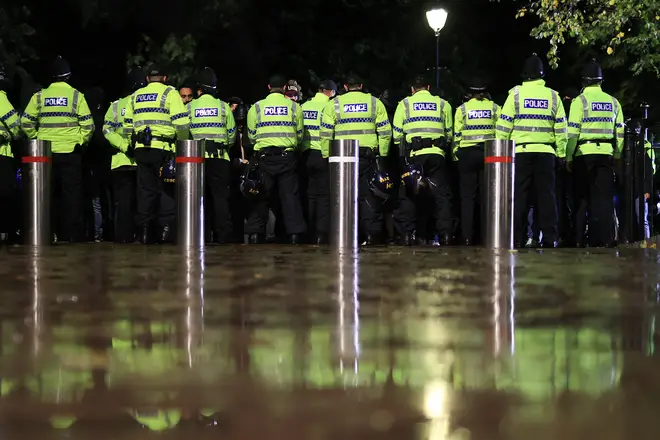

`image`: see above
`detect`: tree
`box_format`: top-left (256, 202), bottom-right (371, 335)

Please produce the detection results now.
top-left (126, 34), bottom-right (198, 87)
top-left (0, 6), bottom-right (36, 78)
top-left (504, 0), bottom-right (660, 76)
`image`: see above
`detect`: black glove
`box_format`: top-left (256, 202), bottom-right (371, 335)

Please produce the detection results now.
top-left (206, 142), bottom-right (220, 158)
top-left (125, 145), bottom-right (135, 159)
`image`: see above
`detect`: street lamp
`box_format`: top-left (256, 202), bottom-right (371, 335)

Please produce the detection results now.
top-left (426, 7), bottom-right (448, 90)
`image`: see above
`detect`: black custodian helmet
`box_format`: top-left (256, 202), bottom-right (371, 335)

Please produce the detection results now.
top-left (521, 53), bottom-right (544, 80)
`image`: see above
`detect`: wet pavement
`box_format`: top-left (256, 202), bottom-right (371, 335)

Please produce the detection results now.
top-left (0, 244), bottom-right (659, 439)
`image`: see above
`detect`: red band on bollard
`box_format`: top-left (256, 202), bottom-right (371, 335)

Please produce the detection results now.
top-left (175, 157), bottom-right (205, 164)
top-left (22, 156), bottom-right (51, 163)
top-left (485, 156), bottom-right (513, 164)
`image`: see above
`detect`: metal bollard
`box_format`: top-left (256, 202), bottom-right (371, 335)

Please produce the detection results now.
top-left (22, 140), bottom-right (52, 246)
top-left (334, 252), bottom-right (360, 375)
top-left (484, 140), bottom-right (516, 249)
top-left (176, 140), bottom-right (205, 248)
top-left (329, 140), bottom-right (359, 251)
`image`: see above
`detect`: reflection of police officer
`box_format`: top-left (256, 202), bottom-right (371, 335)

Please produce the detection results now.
top-left (453, 77), bottom-right (499, 245)
top-left (245, 74), bottom-right (306, 244)
top-left (123, 64), bottom-right (190, 244)
top-left (187, 68), bottom-right (236, 243)
top-left (496, 54), bottom-right (568, 248)
top-left (320, 76), bottom-right (392, 245)
top-left (393, 75), bottom-right (453, 245)
top-left (567, 60), bottom-right (624, 247)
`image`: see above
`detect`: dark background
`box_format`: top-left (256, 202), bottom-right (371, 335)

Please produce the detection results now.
top-left (2, 0), bottom-right (658, 119)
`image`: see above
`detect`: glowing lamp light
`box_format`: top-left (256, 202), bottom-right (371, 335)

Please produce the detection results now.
top-left (426, 8), bottom-right (448, 35)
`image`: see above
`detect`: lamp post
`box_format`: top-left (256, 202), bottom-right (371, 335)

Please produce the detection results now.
top-left (426, 7), bottom-right (448, 91)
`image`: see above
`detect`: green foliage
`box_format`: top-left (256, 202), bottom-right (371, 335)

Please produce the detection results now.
top-left (126, 34), bottom-right (198, 86)
top-left (500, 0), bottom-right (660, 76)
top-left (0, 6), bottom-right (36, 79)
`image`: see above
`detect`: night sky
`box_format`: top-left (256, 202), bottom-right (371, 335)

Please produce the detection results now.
top-left (5, 0), bottom-right (655, 120)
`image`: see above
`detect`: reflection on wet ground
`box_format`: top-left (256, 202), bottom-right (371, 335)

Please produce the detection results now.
top-left (0, 244), bottom-right (659, 439)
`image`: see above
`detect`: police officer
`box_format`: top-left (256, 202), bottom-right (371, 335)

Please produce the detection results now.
top-left (187, 67), bottom-right (236, 243)
top-left (123, 63), bottom-right (190, 244)
top-left (567, 59), bottom-right (624, 247)
top-left (21, 56), bottom-right (95, 243)
top-left (0, 63), bottom-right (21, 242)
top-left (301, 79), bottom-right (337, 244)
top-left (228, 97), bottom-right (249, 242)
top-left (496, 53), bottom-right (568, 248)
top-left (245, 74), bottom-right (306, 244)
top-left (392, 75), bottom-right (453, 245)
top-left (102, 68), bottom-right (145, 243)
top-left (453, 77), bottom-right (499, 245)
top-left (320, 75), bottom-right (392, 245)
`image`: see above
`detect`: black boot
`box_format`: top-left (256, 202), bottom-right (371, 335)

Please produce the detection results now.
top-left (440, 233), bottom-right (452, 246)
top-left (160, 225), bottom-right (172, 244)
top-left (463, 238), bottom-right (473, 246)
top-left (541, 240), bottom-right (557, 249)
top-left (365, 233), bottom-right (383, 246)
top-left (314, 233), bottom-right (327, 245)
top-left (290, 234), bottom-right (301, 244)
top-left (139, 225), bottom-right (151, 244)
top-left (249, 233), bottom-right (262, 244)
top-left (400, 234), bottom-right (413, 246)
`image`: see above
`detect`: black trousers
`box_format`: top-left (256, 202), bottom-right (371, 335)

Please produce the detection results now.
top-left (514, 152), bottom-right (558, 245)
top-left (358, 156), bottom-right (384, 237)
top-left (245, 153), bottom-right (306, 235)
top-left (456, 145), bottom-right (485, 243)
top-left (0, 155), bottom-right (18, 235)
top-left (134, 148), bottom-right (170, 228)
top-left (574, 154), bottom-right (614, 246)
top-left (112, 166), bottom-right (136, 243)
top-left (52, 152), bottom-right (84, 242)
top-left (394, 154), bottom-right (452, 238)
top-left (205, 158), bottom-right (232, 242)
top-left (305, 149), bottom-right (329, 237)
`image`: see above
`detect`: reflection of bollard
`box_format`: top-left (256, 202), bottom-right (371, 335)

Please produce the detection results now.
top-left (484, 140), bottom-right (515, 249)
top-left (182, 249), bottom-right (204, 367)
top-left (22, 140), bottom-right (52, 246)
top-left (491, 250), bottom-right (516, 358)
top-left (329, 140), bottom-right (359, 252)
top-left (176, 140), bottom-right (205, 248)
top-left (334, 253), bottom-right (360, 377)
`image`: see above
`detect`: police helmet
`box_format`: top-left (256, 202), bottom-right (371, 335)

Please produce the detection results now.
top-left (401, 163), bottom-right (425, 197)
top-left (369, 171), bottom-right (395, 201)
top-left (51, 55), bottom-right (71, 80)
top-left (345, 74), bottom-right (364, 88)
top-left (233, 103), bottom-right (247, 123)
top-left (521, 53), bottom-right (544, 80)
top-left (268, 74), bottom-right (287, 89)
top-left (240, 164), bottom-right (264, 200)
top-left (197, 67), bottom-right (218, 90)
top-left (127, 67), bottom-right (146, 92)
top-left (581, 58), bottom-right (603, 82)
top-left (159, 158), bottom-right (176, 184)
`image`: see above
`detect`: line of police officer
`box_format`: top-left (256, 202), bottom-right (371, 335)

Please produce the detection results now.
top-left (0, 54), bottom-right (627, 247)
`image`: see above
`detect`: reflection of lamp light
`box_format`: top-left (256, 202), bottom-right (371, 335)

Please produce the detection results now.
top-left (425, 7), bottom-right (448, 90)
top-left (423, 380), bottom-right (447, 418)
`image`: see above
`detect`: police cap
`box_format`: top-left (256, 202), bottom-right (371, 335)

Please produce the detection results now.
top-left (581, 58), bottom-right (603, 81)
top-left (268, 74), bottom-right (287, 89)
top-left (51, 55), bottom-right (71, 79)
top-left (146, 63), bottom-right (165, 77)
top-left (345, 75), bottom-right (363, 86)
top-left (319, 79), bottom-right (338, 93)
top-left (197, 67), bottom-right (218, 89)
top-left (521, 53), bottom-right (544, 80)
top-left (467, 76), bottom-right (488, 92)
top-left (127, 66), bottom-right (146, 92)
top-left (410, 74), bottom-right (429, 90)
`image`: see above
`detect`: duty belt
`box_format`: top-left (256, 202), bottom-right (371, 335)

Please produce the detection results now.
top-left (577, 138), bottom-right (613, 147)
top-left (410, 136), bottom-right (449, 155)
top-left (259, 146), bottom-right (288, 157)
top-left (516, 142), bottom-right (555, 149)
top-left (205, 140), bottom-right (227, 158)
